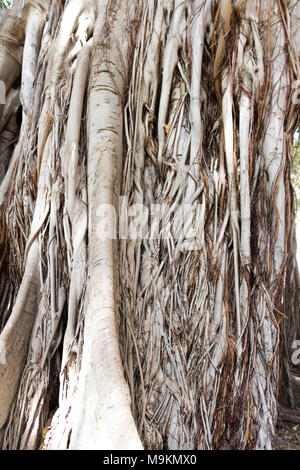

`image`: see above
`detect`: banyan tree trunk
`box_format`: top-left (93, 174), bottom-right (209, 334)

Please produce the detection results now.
top-left (0, 0), bottom-right (299, 450)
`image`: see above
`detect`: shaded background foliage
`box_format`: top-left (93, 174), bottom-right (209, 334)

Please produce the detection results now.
top-left (0, 1), bottom-right (12, 10)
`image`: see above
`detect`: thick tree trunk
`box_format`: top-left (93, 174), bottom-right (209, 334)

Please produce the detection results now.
top-left (0, 0), bottom-right (299, 450)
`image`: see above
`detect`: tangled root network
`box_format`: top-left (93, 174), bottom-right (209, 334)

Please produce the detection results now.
top-left (0, 0), bottom-right (299, 450)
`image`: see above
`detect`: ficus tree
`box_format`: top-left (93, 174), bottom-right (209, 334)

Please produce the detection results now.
top-left (0, 0), bottom-right (299, 450)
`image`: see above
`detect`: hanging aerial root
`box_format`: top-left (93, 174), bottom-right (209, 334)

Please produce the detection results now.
top-left (213, 0), bottom-right (232, 102)
top-left (61, 40), bottom-right (92, 368)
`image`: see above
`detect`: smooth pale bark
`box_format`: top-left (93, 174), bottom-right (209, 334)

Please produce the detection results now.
top-left (189, 0), bottom-right (212, 191)
top-left (69, 0), bottom-right (142, 450)
top-left (0, 130), bottom-right (51, 428)
top-left (263, 10), bottom-right (288, 278)
top-left (21, 1), bottom-right (49, 118)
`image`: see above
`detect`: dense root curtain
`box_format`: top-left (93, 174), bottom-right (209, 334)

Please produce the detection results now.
top-left (119, 0), bottom-right (299, 449)
top-left (0, 0), bottom-right (298, 450)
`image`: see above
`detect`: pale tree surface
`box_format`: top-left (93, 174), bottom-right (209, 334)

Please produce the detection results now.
top-left (0, 0), bottom-right (299, 451)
